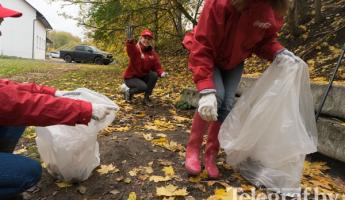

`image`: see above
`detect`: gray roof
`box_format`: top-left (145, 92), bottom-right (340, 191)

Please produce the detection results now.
top-left (24, 0), bottom-right (53, 30)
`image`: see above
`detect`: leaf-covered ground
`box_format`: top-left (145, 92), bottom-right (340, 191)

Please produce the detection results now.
top-left (1, 57), bottom-right (344, 200)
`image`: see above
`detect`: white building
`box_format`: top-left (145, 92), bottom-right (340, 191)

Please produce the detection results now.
top-left (0, 0), bottom-right (52, 60)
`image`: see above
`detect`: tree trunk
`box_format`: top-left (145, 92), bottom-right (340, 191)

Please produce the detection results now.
top-left (297, 0), bottom-right (308, 23)
top-left (315, 0), bottom-right (322, 23)
top-left (175, 4), bottom-right (184, 38)
top-left (153, 0), bottom-right (160, 41)
top-left (287, 0), bottom-right (299, 36)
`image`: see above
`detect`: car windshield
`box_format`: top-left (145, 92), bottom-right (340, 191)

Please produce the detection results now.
top-left (91, 46), bottom-right (102, 52)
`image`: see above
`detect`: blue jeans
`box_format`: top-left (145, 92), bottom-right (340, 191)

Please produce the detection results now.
top-left (0, 126), bottom-right (42, 198)
top-left (214, 64), bottom-right (244, 122)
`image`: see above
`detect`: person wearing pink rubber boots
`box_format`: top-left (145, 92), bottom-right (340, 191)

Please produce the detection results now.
top-left (183, 0), bottom-right (295, 178)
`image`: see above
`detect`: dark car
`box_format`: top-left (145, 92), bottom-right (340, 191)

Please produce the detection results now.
top-left (60, 45), bottom-right (113, 65)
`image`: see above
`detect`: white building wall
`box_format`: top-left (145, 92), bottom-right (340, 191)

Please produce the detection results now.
top-left (0, 0), bottom-right (49, 60)
top-left (34, 21), bottom-right (47, 60)
top-left (0, 0), bottom-right (36, 59)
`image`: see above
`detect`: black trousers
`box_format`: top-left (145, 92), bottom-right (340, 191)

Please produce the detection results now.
top-left (125, 71), bottom-right (158, 97)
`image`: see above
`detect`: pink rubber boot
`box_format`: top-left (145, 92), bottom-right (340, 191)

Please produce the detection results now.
top-left (185, 112), bottom-right (208, 175)
top-left (204, 121), bottom-right (221, 178)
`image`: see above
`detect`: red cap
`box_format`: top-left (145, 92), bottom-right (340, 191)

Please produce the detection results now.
top-left (0, 4), bottom-right (22, 18)
top-left (140, 29), bottom-right (154, 39)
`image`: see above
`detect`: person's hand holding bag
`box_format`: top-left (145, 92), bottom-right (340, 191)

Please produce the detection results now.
top-left (198, 92), bottom-right (218, 121)
top-left (91, 104), bottom-right (117, 121)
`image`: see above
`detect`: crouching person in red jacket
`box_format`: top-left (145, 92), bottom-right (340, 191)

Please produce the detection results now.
top-left (0, 81), bottom-right (114, 200)
top-left (0, 5), bottom-right (115, 200)
top-left (122, 27), bottom-right (167, 106)
top-left (183, 0), bottom-right (299, 179)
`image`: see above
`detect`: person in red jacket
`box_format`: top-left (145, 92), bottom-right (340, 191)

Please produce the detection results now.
top-left (0, 4), bottom-right (114, 199)
top-left (122, 27), bottom-right (167, 106)
top-left (183, 0), bottom-right (298, 178)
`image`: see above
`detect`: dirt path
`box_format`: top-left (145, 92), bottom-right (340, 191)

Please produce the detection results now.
top-left (8, 61), bottom-right (345, 200)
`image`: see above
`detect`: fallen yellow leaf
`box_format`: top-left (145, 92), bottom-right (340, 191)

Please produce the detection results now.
top-left (135, 112), bottom-right (146, 117)
top-left (143, 133), bottom-right (153, 141)
top-left (152, 137), bottom-right (169, 146)
top-left (124, 178), bottom-right (131, 183)
top-left (151, 138), bottom-right (184, 152)
top-left (156, 184), bottom-right (188, 197)
top-left (56, 181), bottom-right (72, 188)
top-left (163, 166), bottom-right (175, 177)
top-left (144, 166), bottom-right (154, 174)
top-left (13, 148), bottom-right (27, 155)
top-left (158, 159), bottom-right (173, 166)
top-left (128, 192), bottom-right (137, 200)
top-left (113, 127), bottom-right (130, 132)
top-left (157, 133), bottom-right (167, 138)
top-left (41, 162), bottom-right (47, 169)
top-left (173, 115), bottom-right (190, 122)
top-left (97, 164), bottom-right (119, 175)
top-left (207, 188), bottom-right (237, 200)
top-left (129, 168), bottom-right (140, 176)
top-left (189, 170), bottom-right (208, 183)
top-left (149, 175), bottom-right (172, 182)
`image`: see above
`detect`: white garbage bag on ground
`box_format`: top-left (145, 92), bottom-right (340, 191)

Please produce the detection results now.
top-left (219, 58), bottom-right (318, 196)
top-left (36, 88), bottom-right (119, 182)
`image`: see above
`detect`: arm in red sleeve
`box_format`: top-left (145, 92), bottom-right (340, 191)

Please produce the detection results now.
top-left (153, 53), bottom-right (164, 76)
top-left (0, 79), bottom-right (56, 95)
top-left (253, 31), bottom-right (284, 61)
top-left (125, 40), bottom-right (143, 75)
top-left (253, 15), bottom-right (285, 61)
top-left (126, 40), bottom-right (140, 61)
top-left (188, 0), bottom-right (228, 91)
top-left (0, 85), bottom-right (92, 126)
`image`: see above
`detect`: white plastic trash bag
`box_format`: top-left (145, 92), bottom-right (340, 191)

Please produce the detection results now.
top-left (219, 57), bottom-right (318, 196)
top-left (35, 88), bottom-right (119, 182)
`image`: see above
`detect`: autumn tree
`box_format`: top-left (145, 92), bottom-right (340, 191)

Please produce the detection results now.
top-left (50, 0), bottom-right (203, 54)
top-left (48, 31), bottom-right (81, 50)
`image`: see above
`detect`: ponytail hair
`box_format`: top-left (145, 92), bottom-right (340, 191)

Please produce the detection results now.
top-left (232, 0), bottom-right (291, 16)
top-left (267, 0), bottom-right (290, 16)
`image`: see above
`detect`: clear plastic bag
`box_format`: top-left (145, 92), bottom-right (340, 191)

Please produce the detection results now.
top-left (36, 88), bottom-right (119, 182)
top-left (219, 57), bottom-right (318, 196)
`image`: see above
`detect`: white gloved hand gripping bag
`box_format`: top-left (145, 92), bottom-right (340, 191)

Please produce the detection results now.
top-left (219, 57), bottom-right (318, 196)
top-left (35, 88), bottom-right (119, 182)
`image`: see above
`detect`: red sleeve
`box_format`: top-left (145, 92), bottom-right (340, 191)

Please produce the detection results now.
top-left (0, 85), bottom-right (92, 126)
top-left (126, 40), bottom-right (140, 61)
top-left (187, 0), bottom-right (229, 91)
top-left (125, 40), bottom-right (143, 75)
top-left (0, 79), bottom-right (56, 95)
top-left (253, 14), bottom-right (285, 61)
top-left (153, 53), bottom-right (164, 76)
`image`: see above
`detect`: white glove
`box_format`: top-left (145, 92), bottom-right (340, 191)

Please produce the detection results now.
top-left (91, 104), bottom-right (117, 121)
top-left (55, 90), bottom-right (81, 97)
top-left (119, 83), bottom-right (129, 93)
top-left (275, 49), bottom-right (301, 65)
top-left (160, 72), bottom-right (168, 78)
top-left (198, 93), bottom-right (218, 121)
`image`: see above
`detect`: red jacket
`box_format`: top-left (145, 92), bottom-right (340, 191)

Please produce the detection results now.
top-left (124, 40), bottom-right (164, 79)
top-left (0, 79), bottom-right (92, 126)
top-left (183, 0), bottom-right (285, 91)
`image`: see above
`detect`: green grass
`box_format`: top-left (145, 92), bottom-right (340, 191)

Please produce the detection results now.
top-left (0, 57), bottom-right (124, 92)
top-left (0, 58), bottom-right (54, 77)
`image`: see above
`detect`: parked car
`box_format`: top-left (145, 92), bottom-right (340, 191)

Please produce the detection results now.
top-left (59, 45), bottom-right (113, 65)
top-left (49, 51), bottom-right (60, 58)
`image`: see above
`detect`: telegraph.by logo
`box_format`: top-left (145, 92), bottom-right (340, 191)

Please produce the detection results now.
top-left (231, 187), bottom-right (342, 200)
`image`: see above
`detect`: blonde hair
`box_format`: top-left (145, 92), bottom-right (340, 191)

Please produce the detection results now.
top-left (267, 0), bottom-right (290, 16)
top-left (233, 0), bottom-right (291, 16)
